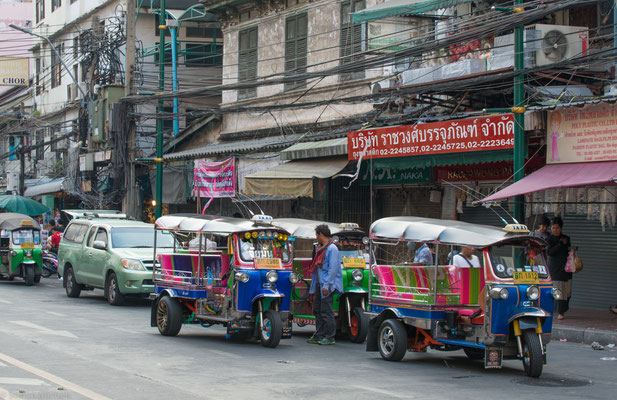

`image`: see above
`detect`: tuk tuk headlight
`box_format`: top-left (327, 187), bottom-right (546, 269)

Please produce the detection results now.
top-left (10, 250), bottom-right (16, 257)
top-left (235, 272), bottom-right (249, 283)
top-left (121, 259), bottom-right (146, 271)
top-left (332, 235), bottom-right (340, 244)
top-left (26, 250), bottom-right (33, 257)
top-left (362, 237), bottom-right (369, 245)
top-left (352, 269), bottom-right (363, 282)
top-left (289, 272), bottom-right (298, 284)
top-left (551, 287), bottom-right (562, 300)
top-left (489, 287), bottom-right (509, 300)
top-left (266, 270), bottom-right (278, 283)
top-left (526, 285), bottom-right (540, 301)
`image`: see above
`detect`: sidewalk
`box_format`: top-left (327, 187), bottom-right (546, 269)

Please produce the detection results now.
top-left (551, 307), bottom-right (617, 345)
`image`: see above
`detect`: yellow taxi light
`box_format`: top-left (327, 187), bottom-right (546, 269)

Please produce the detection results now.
top-left (251, 231), bottom-right (258, 239)
top-left (244, 232), bottom-right (251, 240)
top-left (504, 224), bottom-right (529, 233)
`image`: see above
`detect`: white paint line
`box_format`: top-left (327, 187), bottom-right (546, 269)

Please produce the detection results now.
top-left (0, 362), bottom-right (6, 367)
top-left (110, 327), bottom-right (140, 335)
top-left (47, 311), bottom-right (66, 317)
top-left (209, 349), bottom-right (242, 359)
top-left (353, 385), bottom-right (415, 399)
top-left (0, 377), bottom-right (48, 386)
top-left (8, 321), bottom-right (78, 339)
top-left (0, 353), bottom-right (111, 400)
top-left (0, 299), bottom-right (12, 305)
top-left (0, 386), bottom-right (19, 400)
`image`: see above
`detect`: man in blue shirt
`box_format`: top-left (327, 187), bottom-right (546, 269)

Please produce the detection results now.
top-left (413, 242), bottom-right (433, 265)
top-left (308, 224), bottom-right (343, 345)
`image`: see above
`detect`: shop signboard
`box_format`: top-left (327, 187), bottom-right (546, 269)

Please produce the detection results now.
top-left (360, 163), bottom-right (431, 184)
top-left (194, 157), bottom-right (235, 197)
top-left (547, 103), bottom-right (617, 164)
top-left (0, 57), bottom-right (29, 86)
top-left (435, 162), bottom-right (513, 182)
top-left (348, 114), bottom-right (514, 160)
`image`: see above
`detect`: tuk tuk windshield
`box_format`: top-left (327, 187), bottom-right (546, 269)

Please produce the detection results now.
top-left (239, 238), bottom-right (291, 263)
top-left (12, 229), bottom-right (40, 246)
top-left (488, 243), bottom-right (549, 279)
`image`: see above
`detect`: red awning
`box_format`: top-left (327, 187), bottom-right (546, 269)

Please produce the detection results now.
top-left (481, 161), bottom-right (617, 202)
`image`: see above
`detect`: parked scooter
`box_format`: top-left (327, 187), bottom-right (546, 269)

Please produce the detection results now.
top-left (41, 250), bottom-right (58, 278)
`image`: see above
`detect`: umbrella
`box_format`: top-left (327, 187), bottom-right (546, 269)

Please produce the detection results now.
top-left (0, 194), bottom-right (51, 216)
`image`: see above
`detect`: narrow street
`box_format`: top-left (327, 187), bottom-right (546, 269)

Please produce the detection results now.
top-left (0, 278), bottom-right (614, 400)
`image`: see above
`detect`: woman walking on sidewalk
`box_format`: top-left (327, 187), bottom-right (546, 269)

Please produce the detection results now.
top-left (547, 216), bottom-right (572, 320)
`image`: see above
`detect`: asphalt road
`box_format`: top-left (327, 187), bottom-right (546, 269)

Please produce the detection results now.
top-left (0, 278), bottom-right (615, 400)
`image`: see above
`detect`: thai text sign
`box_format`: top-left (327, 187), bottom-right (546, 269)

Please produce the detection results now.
top-left (0, 57), bottom-right (29, 86)
top-left (347, 114), bottom-right (514, 160)
top-left (435, 162), bottom-right (513, 182)
top-left (194, 157), bottom-right (235, 197)
top-left (547, 104), bottom-right (617, 164)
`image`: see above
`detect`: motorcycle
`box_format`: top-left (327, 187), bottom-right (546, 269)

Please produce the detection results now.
top-left (41, 250), bottom-right (58, 278)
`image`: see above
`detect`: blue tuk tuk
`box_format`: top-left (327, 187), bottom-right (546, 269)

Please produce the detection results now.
top-left (365, 217), bottom-right (558, 377)
top-left (150, 214), bottom-right (297, 348)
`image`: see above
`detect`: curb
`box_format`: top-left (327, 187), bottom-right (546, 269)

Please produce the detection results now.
top-left (552, 325), bottom-right (617, 346)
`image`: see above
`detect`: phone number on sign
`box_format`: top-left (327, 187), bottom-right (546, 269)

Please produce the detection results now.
top-left (353, 138), bottom-right (513, 158)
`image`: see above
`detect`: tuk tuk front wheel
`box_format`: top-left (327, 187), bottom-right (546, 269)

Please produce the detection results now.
top-left (156, 296), bottom-right (183, 336)
top-left (378, 319), bottom-right (407, 362)
top-left (24, 265), bottom-right (34, 286)
top-left (348, 307), bottom-right (369, 343)
top-left (259, 309), bottom-right (282, 348)
top-left (522, 330), bottom-right (543, 378)
top-left (65, 267), bottom-right (81, 298)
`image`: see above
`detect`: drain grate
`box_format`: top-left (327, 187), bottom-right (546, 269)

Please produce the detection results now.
top-left (514, 377), bottom-right (593, 387)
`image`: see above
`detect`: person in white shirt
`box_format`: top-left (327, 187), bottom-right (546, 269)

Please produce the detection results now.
top-left (452, 246), bottom-right (481, 268)
top-left (188, 235), bottom-right (216, 251)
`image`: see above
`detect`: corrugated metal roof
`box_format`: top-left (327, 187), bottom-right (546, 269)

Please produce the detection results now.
top-left (527, 96), bottom-right (617, 111)
top-left (164, 133), bottom-right (304, 161)
top-left (280, 137), bottom-right (348, 161)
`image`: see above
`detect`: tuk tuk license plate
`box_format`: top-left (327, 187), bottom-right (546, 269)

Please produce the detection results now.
top-left (20, 243), bottom-right (34, 249)
top-left (513, 271), bottom-right (539, 285)
top-left (255, 258), bottom-right (283, 269)
top-left (484, 349), bottom-right (503, 368)
top-left (342, 257), bottom-right (366, 269)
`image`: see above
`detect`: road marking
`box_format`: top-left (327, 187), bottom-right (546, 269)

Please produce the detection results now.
top-left (0, 300), bottom-right (12, 305)
top-left (209, 349), bottom-right (242, 359)
top-left (0, 362), bottom-right (6, 367)
top-left (353, 385), bottom-right (415, 399)
top-left (0, 377), bottom-right (48, 386)
top-left (0, 387), bottom-right (19, 400)
top-left (8, 321), bottom-right (78, 339)
top-left (110, 327), bottom-right (140, 334)
top-left (47, 311), bottom-right (66, 317)
top-left (0, 353), bottom-right (111, 400)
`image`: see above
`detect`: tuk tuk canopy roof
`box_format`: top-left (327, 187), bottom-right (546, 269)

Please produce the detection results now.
top-left (155, 214), bottom-right (289, 235)
top-left (271, 218), bottom-right (343, 239)
top-left (0, 213), bottom-right (41, 231)
top-left (370, 216), bottom-right (532, 248)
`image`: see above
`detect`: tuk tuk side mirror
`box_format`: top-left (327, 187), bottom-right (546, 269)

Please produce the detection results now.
top-left (93, 240), bottom-right (107, 250)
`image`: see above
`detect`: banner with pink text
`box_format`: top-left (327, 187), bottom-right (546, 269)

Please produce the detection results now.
top-left (194, 157), bottom-right (235, 198)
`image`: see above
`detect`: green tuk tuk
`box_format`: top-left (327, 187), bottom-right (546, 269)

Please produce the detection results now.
top-left (0, 213), bottom-right (43, 286)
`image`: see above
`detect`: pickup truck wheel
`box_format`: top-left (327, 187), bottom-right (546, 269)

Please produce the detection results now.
top-left (65, 267), bottom-right (81, 298)
top-left (106, 273), bottom-right (125, 306)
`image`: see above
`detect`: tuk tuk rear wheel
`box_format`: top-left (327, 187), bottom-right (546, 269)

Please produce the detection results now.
top-left (156, 296), bottom-right (183, 336)
top-left (348, 307), bottom-right (369, 343)
top-left (65, 267), bottom-right (81, 298)
top-left (522, 330), bottom-right (543, 378)
top-left (259, 309), bottom-right (282, 348)
top-left (24, 265), bottom-right (34, 286)
top-left (378, 319), bottom-right (407, 362)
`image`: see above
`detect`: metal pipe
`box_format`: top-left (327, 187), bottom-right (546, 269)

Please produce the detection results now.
top-left (155, 1), bottom-right (166, 219)
top-left (170, 25), bottom-right (179, 136)
top-left (512, 0), bottom-right (525, 224)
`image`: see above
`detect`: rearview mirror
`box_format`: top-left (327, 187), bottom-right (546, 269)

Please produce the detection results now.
top-left (93, 240), bottom-right (107, 250)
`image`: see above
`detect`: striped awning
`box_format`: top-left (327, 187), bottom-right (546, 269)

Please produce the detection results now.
top-left (353, 0), bottom-right (468, 22)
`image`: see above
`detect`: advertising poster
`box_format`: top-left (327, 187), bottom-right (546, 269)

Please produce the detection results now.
top-left (194, 157), bottom-right (235, 197)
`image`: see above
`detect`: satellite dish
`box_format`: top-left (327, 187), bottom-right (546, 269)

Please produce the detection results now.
top-left (542, 30), bottom-right (568, 62)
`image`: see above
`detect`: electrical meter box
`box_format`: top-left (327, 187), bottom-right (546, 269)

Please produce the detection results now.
top-left (88, 85), bottom-right (125, 144)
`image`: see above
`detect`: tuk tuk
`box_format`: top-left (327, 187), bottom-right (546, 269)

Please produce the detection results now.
top-left (365, 217), bottom-right (557, 377)
top-left (0, 213), bottom-right (43, 286)
top-left (150, 214), bottom-right (296, 348)
top-left (271, 218), bottom-right (370, 343)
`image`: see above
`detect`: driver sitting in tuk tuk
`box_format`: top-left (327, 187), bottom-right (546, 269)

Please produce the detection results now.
top-left (188, 234), bottom-right (217, 252)
top-left (452, 246), bottom-right (484, 323)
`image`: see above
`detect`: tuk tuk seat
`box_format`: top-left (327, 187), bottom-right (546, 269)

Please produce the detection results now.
top-left (158, 253), bottom-right (227, 287)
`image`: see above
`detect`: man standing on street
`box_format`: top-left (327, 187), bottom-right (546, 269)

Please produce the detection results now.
top-left (307, 224), bottom-right (343, 345)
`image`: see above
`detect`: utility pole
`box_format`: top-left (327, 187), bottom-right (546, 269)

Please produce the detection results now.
top-left (155, 0), bottom-right (166, 219)
top-left (125, 0), bottom-right (136, 217)
top-left (512, 0), bottom-right (525, 224)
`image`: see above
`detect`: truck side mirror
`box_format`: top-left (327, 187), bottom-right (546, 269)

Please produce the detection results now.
top-left (93, 240), bottom-right (107, 250)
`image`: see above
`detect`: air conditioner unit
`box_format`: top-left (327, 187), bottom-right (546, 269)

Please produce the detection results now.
top-left (525, 24), bottom-right (589, 66)
top-left (67, 83), bottom-right (77, 101)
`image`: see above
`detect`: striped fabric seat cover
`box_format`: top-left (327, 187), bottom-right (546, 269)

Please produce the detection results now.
top-left (158, 253), bottom-right (228, 287)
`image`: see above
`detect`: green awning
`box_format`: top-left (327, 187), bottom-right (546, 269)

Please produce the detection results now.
top-left (352, 0), bottom-right (470, 23)
top-left (280, 138), bottom-right (347, 161)
top-left (369, 150), bottom-right (513, 169)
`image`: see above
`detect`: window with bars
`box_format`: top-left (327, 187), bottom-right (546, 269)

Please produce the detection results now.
top-left (284, 13), bottom-right (308, 91)
top-left (51, 44), bottom-right (62, 88)
top-left (185, 43), bottom-right (223, 66)
top-left (36, 0), bottom-right (45, 23)
top-left (340, 0), bottom-right (365, 82)
top-left (52, 0), bottom-right (61, 12)
top-left (238, 27), bottom-right (258, 100)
